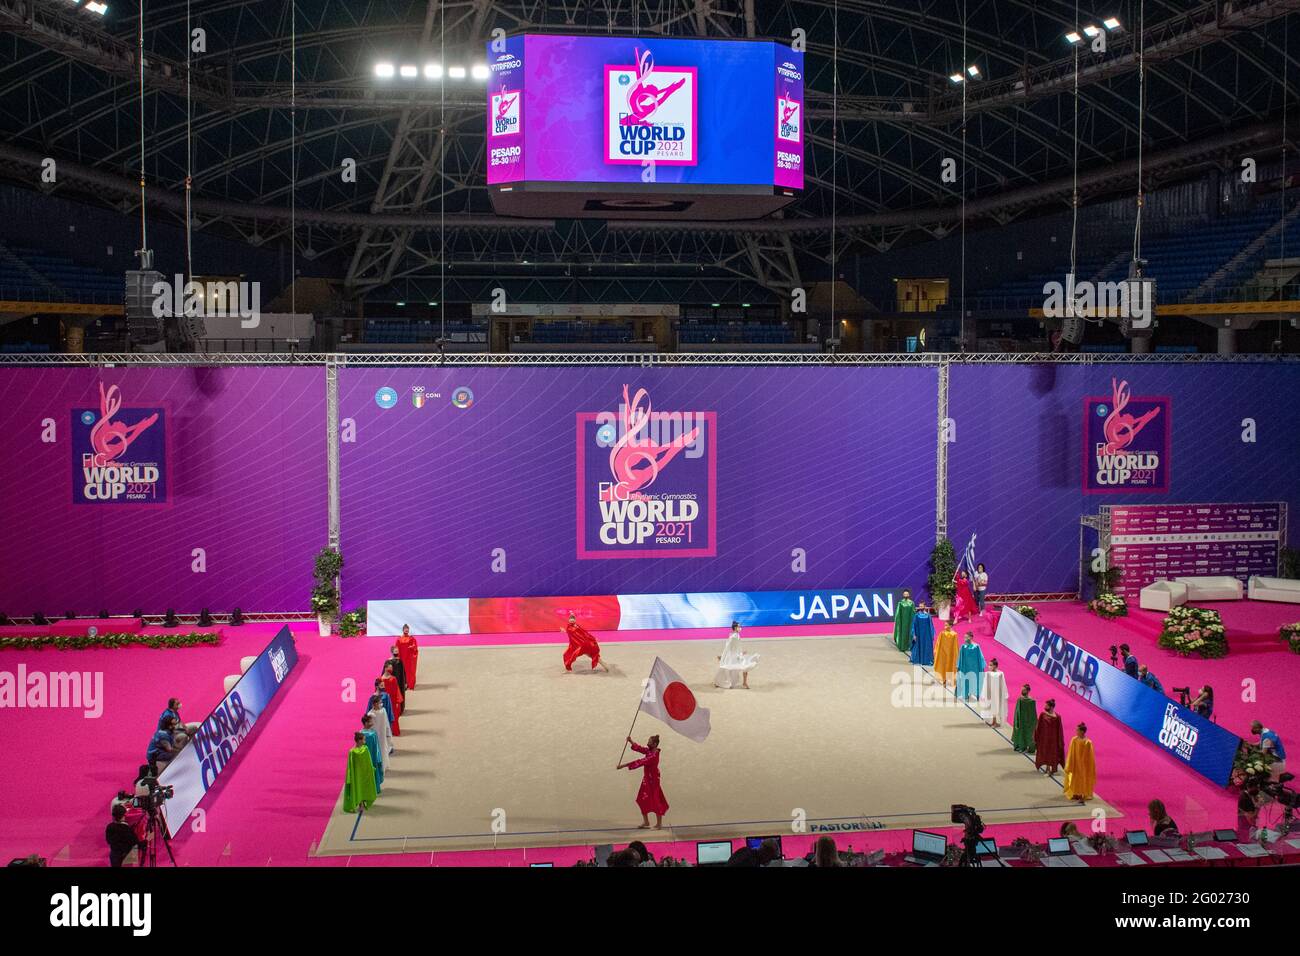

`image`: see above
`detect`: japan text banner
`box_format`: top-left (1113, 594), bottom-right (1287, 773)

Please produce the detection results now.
top-left (993, 608), bottom-right (1241, 786)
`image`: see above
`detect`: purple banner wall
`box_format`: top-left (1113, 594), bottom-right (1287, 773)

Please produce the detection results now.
top-left (947, 364), bottom-right (1300, 594)
top-left (0, 367), bottom-right (326, 613)
top-left (339, 367), bottom-right (937, 601)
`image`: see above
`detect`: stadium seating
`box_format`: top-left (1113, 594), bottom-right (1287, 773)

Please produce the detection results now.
top-left (0, 240), bottom-right (122, 302)
top-left (363, 319), bottom-right (486, 344)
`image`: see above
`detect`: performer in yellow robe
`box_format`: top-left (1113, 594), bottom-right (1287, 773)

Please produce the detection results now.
top-left (933, 622), bottom-right (960, 688)
top-left (1063, 722), bottom-right (1096, 802)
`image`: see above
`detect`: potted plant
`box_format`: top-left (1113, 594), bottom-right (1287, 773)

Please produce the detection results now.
top-left (927, 537), bottom-right (957, 620)
top-left (1158, 605), bottom-right (1228, 658)
top-left (311, 547), bottom-right (343, 636)
top-left (339, 607), bottom-right (367, 638)
top-left (1281, 622), bottom-right (1300, 655)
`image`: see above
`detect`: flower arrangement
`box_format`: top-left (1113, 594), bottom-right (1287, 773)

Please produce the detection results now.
top-left (1087, 832), bottom-right (1120, 854)
top-left (1281, 622), bottom-right (1300, 655)
top-left (311, 547), bottom-right (343, 629)
top-left (339, 607), bottom-right (367, 638)
top-left (0, 632), bottom-right (220, 651)
top-left (1158, 606), bottom-right (1228, 658)
top-left (927, 538), bottom-right (957, 606)
top-left (1232, 741), bottom-right (1276, 789)
top-left (1010, 836), bottom-right (1045, 863)
top-left (1088, 592), bottom-right (1128, 620)
top-left (1014, 604), bottom-right (1039, 621)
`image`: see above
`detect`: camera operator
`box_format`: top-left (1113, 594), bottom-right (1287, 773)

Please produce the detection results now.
top-left (1119, 644), bottom-right (1139, 678)
top-left (1251, 720), bottom-right (1287, 779)
top-left (106, 804), bottom-right (145, 868)
top-left (1190, 685), bottom-right (1214, 719)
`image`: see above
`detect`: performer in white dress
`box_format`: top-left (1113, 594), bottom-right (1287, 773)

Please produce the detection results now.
top-left (714, 621), bottom-right (759, 689)
top-left (980, 657), bottom-right (1009, 727)
top-left (367, 695), bottom-right (394, 765)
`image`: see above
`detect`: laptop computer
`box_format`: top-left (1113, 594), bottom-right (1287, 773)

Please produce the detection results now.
top-left (904, 830), bottom-right (947, 866)
top-left (1213, 828), bottom-right (1238, 842)
top-left (746, 835), bottom-right (783, 858)
top-left (976, 838), bottom-right (998, 857)
top-left (1046, 837), bottom-right (1073, 856)
top-left (696, 840), bottom-right (733, 866)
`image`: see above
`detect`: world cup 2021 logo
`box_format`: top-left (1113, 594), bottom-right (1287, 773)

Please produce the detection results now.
top-left (1083, 378), bottom-right (1170, 494)
top-left (576, 385), bottom-right (716, 559)
top-left (605, 48), bottom-right (698, 166)
top-left (490, 84), bottom-right (520, 137)
top-left (72, 383), bottom-right (168, 505)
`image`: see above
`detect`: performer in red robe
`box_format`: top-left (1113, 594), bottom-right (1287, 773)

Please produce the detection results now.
top-left (618, 735), bottom-right (669, 828)
top-left (396, 625), bottom-right (419, 691)
top-left (374, 677), bottom-right (401, 735)
top-left (381, 664), bottom-right (405, 717)
top-left (563, 613), bottom-right (607, 672)
top-left (953, 570), bottom-right (978, 624)
top-left (1034, 698), bottom-right (1066, 773)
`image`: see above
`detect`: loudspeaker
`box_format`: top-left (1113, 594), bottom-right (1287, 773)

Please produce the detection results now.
top-left (124, 270), bottom-right (165, 345)
top-left (1059, 315), bottom-right (1085, 345)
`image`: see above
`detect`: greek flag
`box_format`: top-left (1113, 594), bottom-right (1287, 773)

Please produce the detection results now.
top-left (960, 532), bottom-right (978, 580)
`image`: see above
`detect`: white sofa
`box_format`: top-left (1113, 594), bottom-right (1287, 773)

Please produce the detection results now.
top-left (1140, 579), bottom-right (1188, 612)
top-left (1174, 576), bottom-right (1245, 602)
top-left (1248, 576), bottom-right (1300, 604)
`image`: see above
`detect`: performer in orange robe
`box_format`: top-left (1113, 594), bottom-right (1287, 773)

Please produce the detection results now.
top-left (618, 735), bottom-right (668, 828)
top-left (563, 613), bottom-right (607, 671)
top-left (396, 625), bottom-right (419, 691)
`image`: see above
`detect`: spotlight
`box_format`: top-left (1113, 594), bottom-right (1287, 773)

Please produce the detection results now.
top-left (230, 608), bottom-right (245, 626)
top-left (399, 64), bottom-right (418, 79)
top-left (424, 63), bottom-right (443, 79)
top-left (162, 608), bottom-right (180, 628)
top-left (374, 62), bottom-right (395, 79)
top-left (1065, 31), bottom-right (1082, 44)
top-left (471, 64), bottom-right (490, 80)
top-left (966, 65), bottom-right (980, 78)
top-left (85, 1), bottom-right (107, 13)
top-left (949, 73), bottom-right (964, 84)
top-left (1083, 24), bottom-right (1101, 37)
top-left (197, 608), bottom-right (214, 628)
top-left (33, 612), bottom-right (49, 626)
top-left (1103, 17), bottom-right (1121, 31)
top-left (448, 66), bottom-right (467, 79)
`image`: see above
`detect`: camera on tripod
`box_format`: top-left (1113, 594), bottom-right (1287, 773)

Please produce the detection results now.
top-left (1171, 686), bottom-right (1192, 707)
top-left (1261, 772), bottom-right (1299, 810)
top-left (131, 776), bottom-right (174, 813)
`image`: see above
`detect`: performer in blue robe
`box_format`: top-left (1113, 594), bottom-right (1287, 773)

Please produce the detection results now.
top-left (370, 678), bottom-right (395, 725)
top-left (361, 720), bottom-right (384, 790)
top-left (909, 608), bottom-right (935, 666)
top-left (956, 633), bottom-right (986, 700)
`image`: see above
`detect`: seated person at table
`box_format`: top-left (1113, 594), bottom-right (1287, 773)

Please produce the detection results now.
top-left (1148, 799), bottom-right (1179, 837)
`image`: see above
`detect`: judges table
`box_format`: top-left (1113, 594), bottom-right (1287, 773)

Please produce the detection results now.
top-left (882, 835), bottom-right (1300, 868)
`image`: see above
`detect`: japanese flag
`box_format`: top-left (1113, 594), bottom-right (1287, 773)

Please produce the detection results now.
top-left (640, 657), bottom-right (711, 742)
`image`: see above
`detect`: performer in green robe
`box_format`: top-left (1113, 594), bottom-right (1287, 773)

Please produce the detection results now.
top-left (343, 732), bottom-right (379, 813)
top-left (955, 633), bottom-right (985, 700)
top-left (1011, 684), bottom-right (1037, 753)
top-left (892, 589), bottom-right (917, 654)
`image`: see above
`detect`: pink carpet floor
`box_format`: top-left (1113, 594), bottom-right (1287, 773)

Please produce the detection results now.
top-left (3, 602), bottom-right (1297, 867)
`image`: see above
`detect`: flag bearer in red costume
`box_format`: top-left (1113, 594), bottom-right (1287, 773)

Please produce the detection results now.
top-left (564, 612), bottom-right (608, 672)
top-left (617, 735), bottom-right (669, 829)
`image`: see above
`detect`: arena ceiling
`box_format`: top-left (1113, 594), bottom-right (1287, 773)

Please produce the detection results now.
top-left (0, 0), bottom-right (1297, 302)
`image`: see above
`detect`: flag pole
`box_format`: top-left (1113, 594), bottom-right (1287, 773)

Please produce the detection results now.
top-left (616, 656), bottom-right (655, 767)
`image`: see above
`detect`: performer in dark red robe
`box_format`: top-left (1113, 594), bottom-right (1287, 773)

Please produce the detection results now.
top-left (563, 613), bottom-right (607, 671)
top-left (617, 735), bottom-right (668, 828)
top-left (396, 625), bottom-right (419, 690)
top-left (1034, 698), bottom-right (1066, 773)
